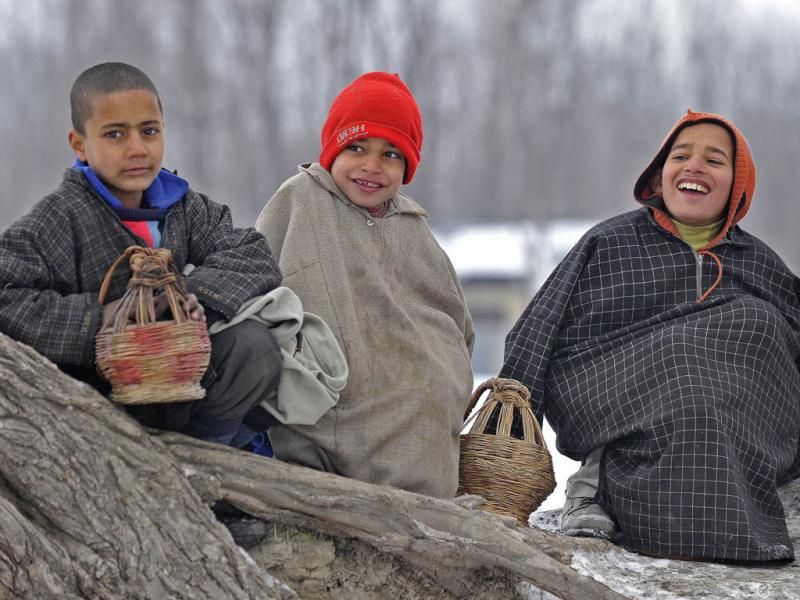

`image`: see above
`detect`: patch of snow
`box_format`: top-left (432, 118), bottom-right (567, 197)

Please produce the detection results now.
top-left (436, 223), bottom-right (536, 279)
top-left (237, 545), bottom-right (257, 565)
top-left (570, 549), bottom-right (685, 600)
top-left (567, 543), bottom-right (800, 600)
top-left (515, 580), bottom-right (561, 600)
top-left (435, 219), bottom-right (593, 287)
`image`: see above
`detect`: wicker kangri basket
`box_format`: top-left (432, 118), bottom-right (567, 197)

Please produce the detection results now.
top-left (457, 377), bottom-right (556, 526)
top-left (95, 246), bottom-right (211, 405)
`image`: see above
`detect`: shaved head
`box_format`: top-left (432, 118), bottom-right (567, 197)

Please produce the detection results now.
top-left (70, 62), bottom-right (162, 134)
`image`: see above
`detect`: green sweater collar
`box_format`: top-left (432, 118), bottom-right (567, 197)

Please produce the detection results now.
top-left (671, 218), bottom-right (725, 251)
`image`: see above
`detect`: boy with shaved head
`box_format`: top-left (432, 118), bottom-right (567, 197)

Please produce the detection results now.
top-left (0, 62), bottom-right (283, 448)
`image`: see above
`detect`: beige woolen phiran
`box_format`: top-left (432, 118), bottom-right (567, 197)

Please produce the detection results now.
top-left (256, 163), bottom-right (474, 498)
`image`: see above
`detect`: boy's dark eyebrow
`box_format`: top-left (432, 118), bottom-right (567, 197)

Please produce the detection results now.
top-left (670, 142), bottom-right (730, 160)
top-left (99, 119), bottom-right (162, 130)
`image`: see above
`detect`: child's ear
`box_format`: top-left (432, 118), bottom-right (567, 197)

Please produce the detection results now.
top-left (68, 130), bottom-right (87, 162)
top-left (651, 168), bottom-right (663, 194)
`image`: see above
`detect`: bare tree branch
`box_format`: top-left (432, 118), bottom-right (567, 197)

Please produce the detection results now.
top-left (160, 433), bottom-right (629, 600)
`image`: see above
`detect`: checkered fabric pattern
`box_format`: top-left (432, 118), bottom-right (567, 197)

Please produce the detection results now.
top-left (501, 208), bottom-right (800, 561)
top-left (0, 169), bottom-right (281, 368)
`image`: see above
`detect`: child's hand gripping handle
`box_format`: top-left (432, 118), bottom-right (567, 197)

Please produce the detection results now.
top-left (97, 246), bottom-right (193, 334)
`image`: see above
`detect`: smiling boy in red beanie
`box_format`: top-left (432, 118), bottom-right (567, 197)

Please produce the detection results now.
top-left (256, 72), bottom-right (474, 499)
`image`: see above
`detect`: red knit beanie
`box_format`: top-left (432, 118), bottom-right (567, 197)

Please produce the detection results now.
top-left (319, 72), bottom-right (423, 184)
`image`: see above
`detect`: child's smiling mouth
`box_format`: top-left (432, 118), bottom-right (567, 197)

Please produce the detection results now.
top-left (353, 178), bottom-right (383, 191)
top-left (677, 180), bottom-right (709, 194)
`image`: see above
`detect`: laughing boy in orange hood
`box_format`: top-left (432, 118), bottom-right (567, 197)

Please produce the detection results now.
top-left (502, 110), bottom-right (800, 562)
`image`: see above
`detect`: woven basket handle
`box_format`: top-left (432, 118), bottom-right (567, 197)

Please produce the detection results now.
top-left (98, 246), bottom-right (190, 333)
top-left (98, 246), bottom-right (137, 306)
top-left (462, 377), bottom-right (531, 421)
top-left (462, 377), bottom-right (549, 449)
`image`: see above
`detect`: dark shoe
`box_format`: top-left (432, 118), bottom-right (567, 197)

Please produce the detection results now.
top-left (213, 500), bottom-right (268, 548)
top-left (218, 515), bottom-right (268, 549)
top-left (559, 497), bottom-right (617, 540)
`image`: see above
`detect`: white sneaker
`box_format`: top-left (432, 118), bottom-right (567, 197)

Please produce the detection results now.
top-left (559, 497), bottom-right (617, 540)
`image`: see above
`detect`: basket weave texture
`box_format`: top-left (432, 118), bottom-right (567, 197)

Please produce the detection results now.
top-left (95, 246), bottom-right (211, 405)
top-left (457, 377), bottom-right (556, 526)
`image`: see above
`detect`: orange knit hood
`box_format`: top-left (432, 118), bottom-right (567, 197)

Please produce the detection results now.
top-left (633, 109), bottom-right (757, 251)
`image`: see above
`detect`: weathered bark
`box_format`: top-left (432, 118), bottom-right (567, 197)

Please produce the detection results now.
top-left (161, 433), bottom-right (627, 600)
top-left (0, 334), bottom-right (294, 599)
top-left (247, 521), bottom-right (536, 599)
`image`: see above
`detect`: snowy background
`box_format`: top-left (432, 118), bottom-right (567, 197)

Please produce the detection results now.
top-left (3, 0), bottom-right (800, 271)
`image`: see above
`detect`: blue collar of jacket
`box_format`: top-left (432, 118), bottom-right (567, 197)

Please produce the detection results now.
top-left (71, 159), bottom-right (189, 210)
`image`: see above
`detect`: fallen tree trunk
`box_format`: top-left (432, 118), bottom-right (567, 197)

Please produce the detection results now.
top-left (161, 433), bottom-right (628, 600)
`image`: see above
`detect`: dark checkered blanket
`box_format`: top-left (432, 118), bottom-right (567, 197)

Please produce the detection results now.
top-left (502, 208), bottom-right (800, 561)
